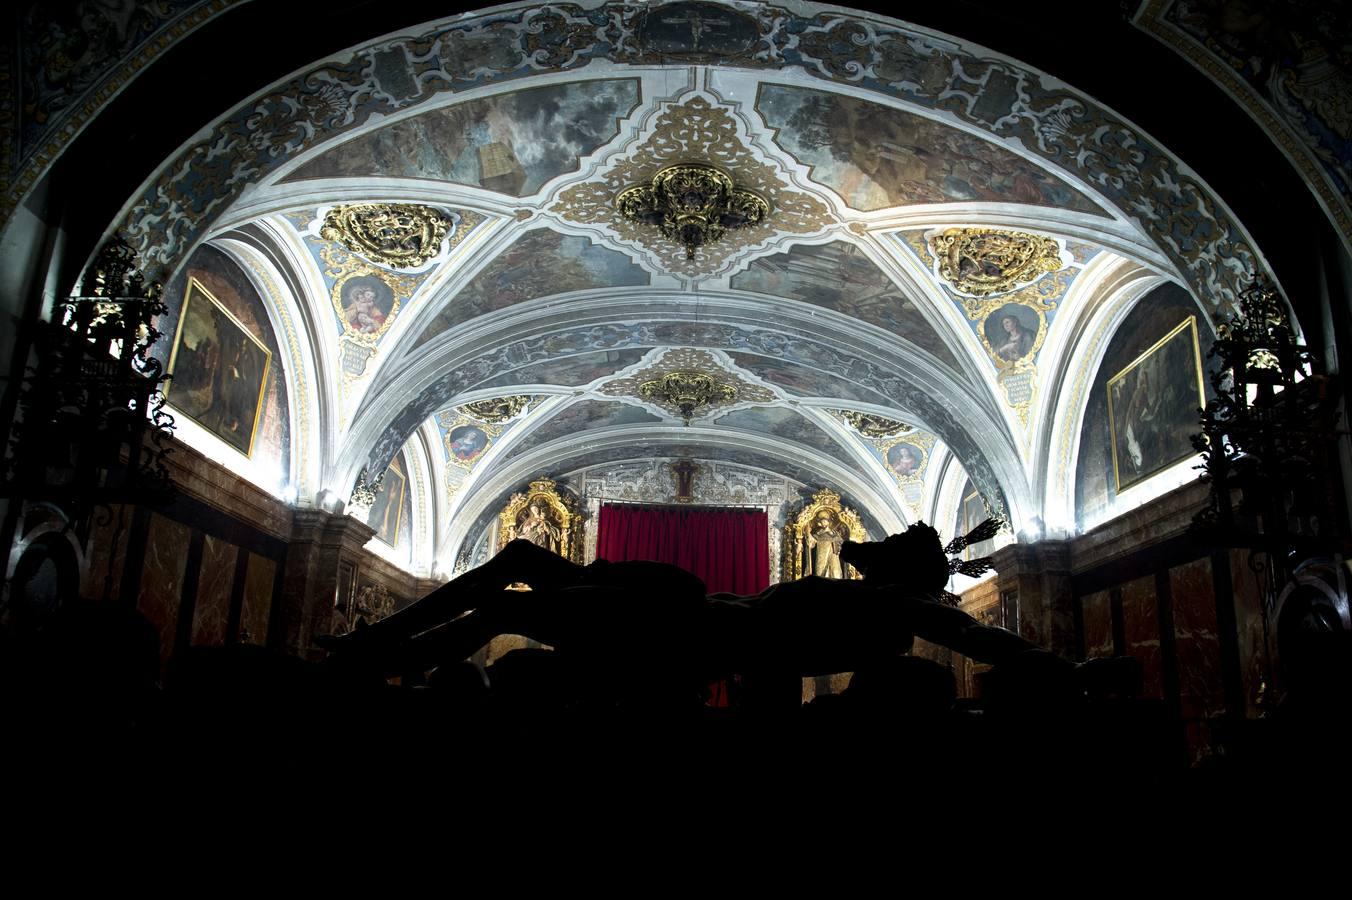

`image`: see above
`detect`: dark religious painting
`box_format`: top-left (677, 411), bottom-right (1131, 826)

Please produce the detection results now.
top-left (447, 424), bottom-right (490, 464)
top-left (368, 457), bottom-right (407, 546)
top-left (887, 442), bottom-right (924, 479)
top-left (756, 84), bottom-right (1105, 215)
top-left (1076, 284), bottom-right (1216, 530)
top-left (337, 274), bottom-right (396, 335)
top-left (983, 303), bottom-right (1040, 363)
top-left (1107, 316), bottom-right (1205, 493)
top-left (167, 278), bottom-right (272, 456)
top-left (961, 482), bottom-right (996, 560)
top-left (284, 79), bottom-right (641, 195)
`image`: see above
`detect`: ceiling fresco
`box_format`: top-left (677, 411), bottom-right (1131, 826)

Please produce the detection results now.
top-left (412, 226), bottom-right (651, 348)
top-left (474, 349), bottom-right (651, 390)
top-left (89, 0), bottom-right (1275, 574)
top-left (729, 240), bottom-right (960, 370)
top-left (712, 406), bottom-right (851, 459)
top-left (283, 79), bottom-right (642, 195)
top-left (756, 84), bottom-right (1107, 215)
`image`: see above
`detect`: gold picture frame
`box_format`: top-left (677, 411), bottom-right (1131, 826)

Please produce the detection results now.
top-left (166, 277), bottom-right (272, 457)
top-left (1106, 315), bottom-right (1206, 493)
top-left (369, 455), bottom-right (407, 547)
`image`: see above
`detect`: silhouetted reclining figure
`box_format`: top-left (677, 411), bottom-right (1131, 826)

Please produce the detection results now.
top-left (321, 522), bottom-right (1038, 683)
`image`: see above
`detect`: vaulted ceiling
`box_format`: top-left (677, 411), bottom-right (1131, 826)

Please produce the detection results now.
top-left (104, 1), bottom-right (1279, 575)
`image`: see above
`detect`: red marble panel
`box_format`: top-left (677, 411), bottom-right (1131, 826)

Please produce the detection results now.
top-left (1170, 557), bottom-right (1224, 720)
top-left (191, 536), bottom-right (237, 646)
top-left (84, 504), bottom-right (131, 603)
top-left (1081, 590), bottom-right (1113, 660)
top-left (1231, 549), bottom-right (1274, 715)
top-left (137, 513), bottom-right (191, 666)
top-left (1120, 575), bottom-right (1162, 699)
top-left (240, 553), bottom-right (276, 645)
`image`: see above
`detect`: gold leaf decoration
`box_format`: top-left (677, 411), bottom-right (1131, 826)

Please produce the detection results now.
top-left (929, 227), bottom-right (1062, 297)
top-left (320, 203), bottom-right (453, 269)
top-left (551, 95), bottom-right (833, 277)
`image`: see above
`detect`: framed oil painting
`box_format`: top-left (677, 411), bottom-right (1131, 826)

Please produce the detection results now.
top-left (1107, 316), bottom-right (1206, 493)
top-left (982, 303), bottom-right (1041, 364)
top-left (885, 441), bottom-right (925, 480)
top-left (167, 278), bottom-right (272, 456)
top-left (335, 273), bottom-right (397, 338)
top-left (962, 488), bottom-right (996, 560)
top-left (368, 457), bottom-right (407, 546)
top-left (446, 424), bottom-right (490, 465)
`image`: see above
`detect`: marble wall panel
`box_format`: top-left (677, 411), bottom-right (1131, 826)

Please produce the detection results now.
top-left (241, 553), bottom-right (276, 646)
top-left (1120, 575), bottom-right (1162, 700)
top-left (1081, 590), bottom-right (1114, 660)
top-left (1169, 557), bottom-right (1223, 720)
top-left (84, 504), bottom-right (131, 603)
top-left (191, 536), bottom-right (238, 646)
top-left (137, 513), bottom-right (191, 666)
top-left (1230, 548), bottom-right (1273, 715)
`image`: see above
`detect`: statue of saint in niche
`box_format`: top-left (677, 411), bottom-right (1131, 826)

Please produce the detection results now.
top-left (517, 500), bottom-right (562, 555)
top-left (806, 511), bottom-right (847, 579)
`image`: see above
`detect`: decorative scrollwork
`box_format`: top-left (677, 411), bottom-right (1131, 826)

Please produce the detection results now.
top-left (1, 236), bottom-right (175, 540)
top-left (839, 410), bottom-right (911, 438)
top-left (929, 227), bottom-right (1063, 297)
top-left (320, 203), bottom-right (452, 269)
top-left (617, 163), bottom-right (769, 261)
top-left (639, 371), bottom-right (738, 425)
top-left (552, 94), bottom-right (833, 277)
top-left (348, 467), bottom-right (384, 511)
top-left (353, 582), bottom-right (396, 623)
top-left (460, 395), bottom-right (531, 423)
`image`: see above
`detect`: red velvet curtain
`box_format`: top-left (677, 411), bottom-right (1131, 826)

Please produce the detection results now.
top-left (595, 503), bottom-right (769, 595)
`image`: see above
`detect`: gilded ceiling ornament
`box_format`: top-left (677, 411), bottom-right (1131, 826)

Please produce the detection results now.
top-left (616, 163), bottom-right (769, 261)
top-left (551, 94), bottom-right (833, 278)
top-left (839, 410), bottom-right (912, 438)
top-left (320, 203), bottom-right (452, 269)
top-left (639, 371), bottom-right (738, 425)
top-left (349, 467), bottom-right (385, 510)
top-left (929, 228), bottom-right (1063, 297)
top-left (459, 395), bottom-right (532, 423)
top-left (601, 347), bottom-right (773, 422)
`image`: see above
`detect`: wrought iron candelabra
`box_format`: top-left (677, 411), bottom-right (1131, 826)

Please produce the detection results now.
top-left (1, 237), bottom-right (176, 540)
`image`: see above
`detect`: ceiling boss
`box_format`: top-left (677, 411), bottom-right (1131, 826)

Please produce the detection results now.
top-left (616, 163), bottom-right (770, 260)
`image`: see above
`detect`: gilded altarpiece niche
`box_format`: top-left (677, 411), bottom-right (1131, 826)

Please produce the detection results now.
top-left (783, 489), bottom-right (867, 582)
top-left (497, 478), bottom-right (585, 564)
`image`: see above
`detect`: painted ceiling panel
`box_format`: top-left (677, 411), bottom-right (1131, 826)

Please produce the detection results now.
top-left (725, 352), bottom-right (893, 406)
top-left (713, 406), bottom-right (848, 459)
top-left (730, 240), bottom-right (960, 370)
top-left (412, 227), bottom-right (651, 347)
top-left (756, 84), bottom-right (1105, 216)
top-left (474, 349), bottom-right (650, 390)
top-left (505, 400), bottom-right (663, 459)
top-left (283, 79), bottom-right (642, 194)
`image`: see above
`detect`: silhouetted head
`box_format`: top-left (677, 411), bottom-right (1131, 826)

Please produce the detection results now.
top-left (840, 521), bottom-right (948, 593)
